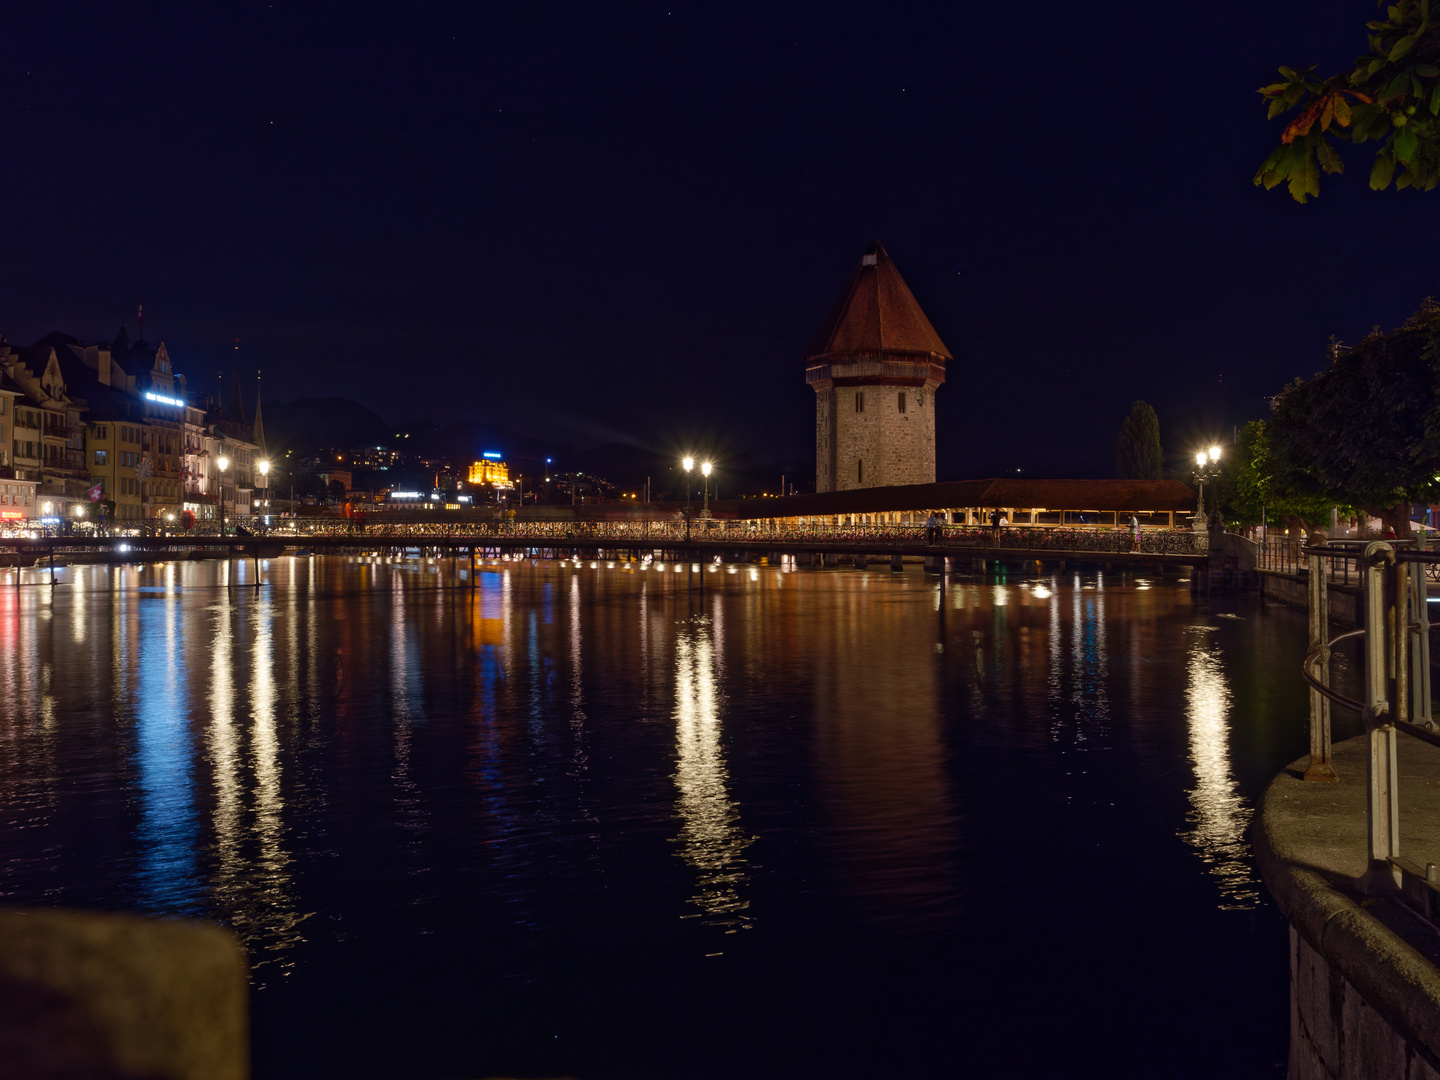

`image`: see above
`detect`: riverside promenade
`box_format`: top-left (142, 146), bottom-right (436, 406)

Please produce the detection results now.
top-left (1255, 735), bottom-right (1440, 1079)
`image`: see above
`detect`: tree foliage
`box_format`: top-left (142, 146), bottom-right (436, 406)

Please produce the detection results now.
top-left (1265, 299), bottom-right (1440, 534)
top-left (1255, 0), bottom-right (1440, 202)
top-left (1218, 420), bottom-right (1344, 529)
top-left (1114, 400), bottom-right (1163, 480)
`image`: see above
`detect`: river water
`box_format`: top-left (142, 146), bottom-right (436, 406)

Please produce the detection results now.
top-left (0, 556), bottom-right (1358, 1078)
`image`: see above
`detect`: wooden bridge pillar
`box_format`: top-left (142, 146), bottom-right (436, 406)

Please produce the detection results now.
top-left (890, 554), bottom-right (904, 572)
top-left (924, 555), bottom-right (943, 572)
top-left (823, 552), bottom-right (839, 568)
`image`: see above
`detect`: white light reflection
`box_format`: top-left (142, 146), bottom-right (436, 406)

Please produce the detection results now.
top-left (246, 595), bottom-right (306, 968)
top-left (672, 597), bottom-right (754, 928)
top-left (1180, 626), bottom-right (1259, 909)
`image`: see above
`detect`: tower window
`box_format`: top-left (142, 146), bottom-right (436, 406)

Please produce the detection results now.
top-left (898, 392), bottom-right (907, 414)
top-left (858, 459), bottom-right (863, 483)
top-left (855, 391), bottom-right (864, 413)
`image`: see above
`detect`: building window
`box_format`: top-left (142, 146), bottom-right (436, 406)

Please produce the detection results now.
top-left (857, 459), bottom-right (863, 484)
top-left (897, 392), bottom-right (907, 414)
top-left (95, 450), bottom-right (107, 465)
top-left (855, 391), bottom-right (864, 413)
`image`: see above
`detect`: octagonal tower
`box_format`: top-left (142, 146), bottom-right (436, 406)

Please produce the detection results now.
top-left (805, 241), bottom-right (950, 492)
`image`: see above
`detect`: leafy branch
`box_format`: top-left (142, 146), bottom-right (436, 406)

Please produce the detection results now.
top-left (1255, 0), bottom-right (1440, 202)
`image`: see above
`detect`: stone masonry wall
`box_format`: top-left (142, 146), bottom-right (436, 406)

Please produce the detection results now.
top-left (815, 387), bottom-right (836, 494)
top-left (817, 384), bottom-right (937, 492)
top-left (1290, 926), bottom-right (1440, 1080)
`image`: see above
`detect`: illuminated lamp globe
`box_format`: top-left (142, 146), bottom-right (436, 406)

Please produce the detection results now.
top-left (701, 462), bottom-right (712, 477)
top-left (1209, 445), bottom-right (1222, 462)
top-left (1195, 451), bottom-right (1207, 466)
top-left (217, 456), bottom-right (230, 472)
top-left (258, 460), bottom-right (270, 477)
top-left (683, 457), bottom-right (694, 472)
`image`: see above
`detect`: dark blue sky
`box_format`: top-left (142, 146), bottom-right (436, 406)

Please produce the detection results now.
top-left (4, 1), bottom-right (1438, 481)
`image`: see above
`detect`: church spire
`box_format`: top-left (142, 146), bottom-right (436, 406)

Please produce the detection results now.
top-left (253, 371), bottom-right (266, 455)
top-left (229, 339), bottom-right (247, 425)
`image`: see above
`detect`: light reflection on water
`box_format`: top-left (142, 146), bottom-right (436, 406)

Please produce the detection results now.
top-left (0, 557), bottom-right (1315, 1077)
top-left (1181, 624), bottom-right (1259, 909)
top-left (672, 597), bottom-right (754, 928)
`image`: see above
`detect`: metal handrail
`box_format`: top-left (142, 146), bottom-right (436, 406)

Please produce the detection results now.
top-left (1298, 537), bottom-right (1440, 895)
top-left (1301, 628), bottom-right (1365, 713)
top-left (1395, 718), bottom-right (1440, 750)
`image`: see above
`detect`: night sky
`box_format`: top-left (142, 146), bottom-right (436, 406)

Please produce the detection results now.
top-left (6, 1), bottom-right (1440, 483)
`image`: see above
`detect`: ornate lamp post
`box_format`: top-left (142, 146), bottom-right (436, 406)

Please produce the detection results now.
top-left (217, 454), bottom-right (230, 536)
top-left (257, 459), bottom-right (270, 527)
top-left (682, 456), bottom-right (694, 544)
top-left (1192, 445), bottom-right (1222, 533)
top-left (701, 461), bottom-right (712, 519)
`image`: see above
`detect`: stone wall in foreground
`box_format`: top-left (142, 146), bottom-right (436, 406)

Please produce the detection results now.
top-left (1290, 925), bottom-right (1440, 1080)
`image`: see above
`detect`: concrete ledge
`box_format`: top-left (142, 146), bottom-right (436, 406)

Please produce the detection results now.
top-left (0, 907), bottom-right (249, 1080)
top-left (1255, 737), bottom-right (1440, 1078)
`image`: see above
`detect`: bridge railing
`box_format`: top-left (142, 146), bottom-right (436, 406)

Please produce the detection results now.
top-left (1301, 537), bottom-right (1440, 910)
top-left (1260, 534), bottom-right (1367, 582)
top-left (1, 520), bottom-right (1212, 556)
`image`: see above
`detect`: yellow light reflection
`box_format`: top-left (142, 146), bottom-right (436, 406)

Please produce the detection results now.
top-left (672, 598), bottom-right (754, 928)
top-left (1181, 626), bottom-right (1259, 909)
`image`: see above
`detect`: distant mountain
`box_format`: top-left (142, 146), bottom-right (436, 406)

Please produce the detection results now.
top-left (265, 397), bottom-right (392, 455)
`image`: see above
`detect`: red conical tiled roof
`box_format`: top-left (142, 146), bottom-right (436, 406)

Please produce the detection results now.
top-left (804, 241), bottom-right (951, 362)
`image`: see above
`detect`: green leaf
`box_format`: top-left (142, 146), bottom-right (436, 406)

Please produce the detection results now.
top-left (1397, 169), bottom-right (1413, 189)
top-left (1396, 125), bottom-right (1420, 162)
top-left (1390, 34), bottom-right (1416, 61)
top-left (1352, 104), bottom-right (1384, 140)
top-left (1417, 65), bottom-right (1440, 77)
top-left (1372, 151), bottom-right (1398, 189)
top-left (1279, 141), bottom-right (1308, 175)
top-left (1334, 95), bottom-right (1354, 126)
top-left (1317, 136), bottom-right (1345, 173)
top-left (1268, 96), bottom-right (1289, 119)
top-left (1321, 96), bottom-right (1336, 130)
top-left (1289, 149), bottom-right (1321, 202)
top-left (1278, 65), bottom-right (1297, 79)
top-left (1431, 83), bottom-right (1440, 114)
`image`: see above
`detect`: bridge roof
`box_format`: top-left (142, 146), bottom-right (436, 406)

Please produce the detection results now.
top-left (721, 477), bottom-right (1197, 519)
top-left (804, 241), bottom-right (951, 363)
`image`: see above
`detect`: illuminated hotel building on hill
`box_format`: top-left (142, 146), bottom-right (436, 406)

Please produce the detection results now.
top-left (468, 453), bottom-right (512, 488)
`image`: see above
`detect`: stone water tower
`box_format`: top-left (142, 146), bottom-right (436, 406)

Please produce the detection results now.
top-left (805, 241), bottom-right (950, 492)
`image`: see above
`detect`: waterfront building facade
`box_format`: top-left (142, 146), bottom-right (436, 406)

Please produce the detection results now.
top-left (806, 242), bottom-right (950, 493)
top-left (0, 338), bottom-right (91, 519)
top-left (0, 329), bottom-right (266, 525)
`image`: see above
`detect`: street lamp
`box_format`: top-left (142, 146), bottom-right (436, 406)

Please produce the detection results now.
top-left (1193, 445), bottom-right (1223, 533)
top-left (257, 459), bottom-right (271, 519)
top-left (681, 456), bottom-right (695, 543)
top-left (701, 461), bottom-right (712, 518)
top-left (217, 455), bottom-right (230, 536)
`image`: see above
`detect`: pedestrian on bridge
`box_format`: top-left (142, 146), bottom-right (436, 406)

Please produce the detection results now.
top-left (924, 513), bottom-right (938, 544)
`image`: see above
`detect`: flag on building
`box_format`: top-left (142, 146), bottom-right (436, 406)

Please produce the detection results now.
top-left (87, 482), bottom-right (103, 501)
